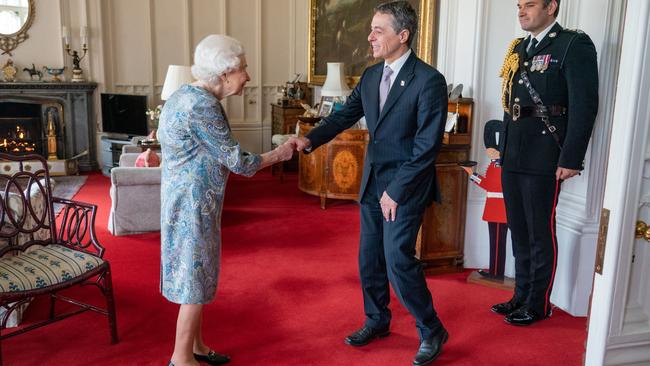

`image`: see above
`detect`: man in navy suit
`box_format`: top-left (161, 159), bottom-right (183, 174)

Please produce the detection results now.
top-left (288, 2), bottom-right (448, 364)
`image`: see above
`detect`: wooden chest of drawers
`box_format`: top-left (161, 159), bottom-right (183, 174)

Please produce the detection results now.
top-left (415, 98), bottom-right (474, 274)
top-left (271, 103), bottom-right (304, 135)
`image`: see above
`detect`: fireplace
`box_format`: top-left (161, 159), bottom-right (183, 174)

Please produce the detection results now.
top-left (0, 82), bottom-right (98, 172)
top-left (0, 101), bottom-right (64, 158)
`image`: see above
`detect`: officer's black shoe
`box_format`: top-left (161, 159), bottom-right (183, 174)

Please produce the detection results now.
top-left (504, 306), bottom-right (551, 326)
top-left (413, 328), bottom-right (448, 366)
top-left (491, 296), bottom-right (523, 315)
top-left (344, 325), bottom-right (390, 346)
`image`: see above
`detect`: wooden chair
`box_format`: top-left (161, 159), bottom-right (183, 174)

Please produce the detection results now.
top-left (0, 154), bottom-right (118, 365)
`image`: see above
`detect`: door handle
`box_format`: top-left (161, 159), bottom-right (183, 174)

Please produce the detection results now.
top-left (636, 221), bottom-right (650, 242)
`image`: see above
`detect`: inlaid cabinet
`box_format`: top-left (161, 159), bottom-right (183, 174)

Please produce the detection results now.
top-left (298, 122), bottom-right (368, 209)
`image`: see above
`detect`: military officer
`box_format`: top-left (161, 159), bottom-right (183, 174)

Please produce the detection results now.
top-left (492, 0), bottom-right (599, 326)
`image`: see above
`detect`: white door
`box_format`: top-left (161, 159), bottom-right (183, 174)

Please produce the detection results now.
top-left (585, 0), bottom-right (650, 364)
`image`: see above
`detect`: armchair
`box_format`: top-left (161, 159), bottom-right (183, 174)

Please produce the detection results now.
top-left (108, 153), bottom-right (161, 236)
top-left (0, 154), bottom-right (118, 365)
top-left (121, 136), bottom-right (148, 154)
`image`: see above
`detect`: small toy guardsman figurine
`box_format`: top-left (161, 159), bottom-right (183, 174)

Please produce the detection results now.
top-left (462, 120), bottom-right (508, 280)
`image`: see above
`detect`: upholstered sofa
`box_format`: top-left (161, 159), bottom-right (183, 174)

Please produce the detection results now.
top-left (108, 153), bottom-right (161, 236)
top-left (121, 136), bottom-right (149, 154)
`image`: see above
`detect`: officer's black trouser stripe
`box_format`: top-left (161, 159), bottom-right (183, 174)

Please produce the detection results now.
top-left (501, 171), bottom-right (561, 315)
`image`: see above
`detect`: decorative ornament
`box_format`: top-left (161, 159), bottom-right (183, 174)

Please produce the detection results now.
top-left (499, 38), bottom-right (522, 114)
top-left (1, 59), bottom-right (18, 82)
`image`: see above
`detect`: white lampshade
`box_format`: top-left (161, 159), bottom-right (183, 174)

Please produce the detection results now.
top-left (321, 62), bottom-right (351, 97)
top-left (161, 65), bottom-right (193, 100)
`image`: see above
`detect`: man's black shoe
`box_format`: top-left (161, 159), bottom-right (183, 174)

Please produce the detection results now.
top-left (413, 328), bottom-right (448, 366)
top-left (491, 296), bottom-right (522, 315)
top-left (344, 326), bottom-right (390, 346)
top-left (504, 306), bottom-right (551, 326)
top-left (193, 350), bottom-right (230, 365)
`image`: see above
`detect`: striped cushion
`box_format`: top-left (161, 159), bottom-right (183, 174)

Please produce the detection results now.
top-left (0, 245), bottom-right (104, 293)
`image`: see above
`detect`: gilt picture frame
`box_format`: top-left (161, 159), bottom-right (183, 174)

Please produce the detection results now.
top-left (308, 0), bottom-right (437, 86)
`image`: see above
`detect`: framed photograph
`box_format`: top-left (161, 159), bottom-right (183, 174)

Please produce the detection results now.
top-left (308, 0), bottom-right (437, 85)
top-left (319, 97), bottom-right (335, 116)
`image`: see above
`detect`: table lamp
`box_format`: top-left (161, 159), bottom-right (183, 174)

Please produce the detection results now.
top-left (320, 62), bottom-right (351, 116)
top-left (161, 65), bottom-right (193, 100)
top-left (321, 62), bottom-right (351, 97)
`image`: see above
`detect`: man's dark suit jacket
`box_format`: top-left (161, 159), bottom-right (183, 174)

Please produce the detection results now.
top-left (306, 52), bottom-right (448, 208)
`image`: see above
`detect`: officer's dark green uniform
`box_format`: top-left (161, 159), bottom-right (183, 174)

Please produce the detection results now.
top-left (499, 22), bottom-right (599, 320)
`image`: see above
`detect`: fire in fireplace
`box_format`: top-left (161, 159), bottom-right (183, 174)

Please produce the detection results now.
top-left (0, 101), bottom-right (62, 158)
top-left (0, 125), bottom-right (38, 154)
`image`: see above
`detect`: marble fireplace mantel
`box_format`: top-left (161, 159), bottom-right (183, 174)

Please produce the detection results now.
top-left (0, 82), bottom-right (98, 171)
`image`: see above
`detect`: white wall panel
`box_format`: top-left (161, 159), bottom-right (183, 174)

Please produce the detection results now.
top-left (152, 0), bottom-right (189, 84)
top-left (262, 0), bottom-right (292, 84)
top-left (190, 0), bottom-right (225, 44)
top-left (294, 0), bottom-right (309, 82)
top-left (227, 0), bottom-right (258, 85)
top-left (110, 0), bottom-right (150, 86)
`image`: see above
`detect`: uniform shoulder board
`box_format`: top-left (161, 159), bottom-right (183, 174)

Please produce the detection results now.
top-left (510, 37), bottom-right (524, 50)
top-left (563, 28), bottom-right (585, 34)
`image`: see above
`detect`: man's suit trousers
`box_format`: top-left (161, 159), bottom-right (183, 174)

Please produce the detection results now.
top-left (358, 176), bottom-right (442, 340)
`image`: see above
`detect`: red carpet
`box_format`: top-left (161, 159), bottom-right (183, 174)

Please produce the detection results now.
top-left (5, 170), bottom-right (586, 365)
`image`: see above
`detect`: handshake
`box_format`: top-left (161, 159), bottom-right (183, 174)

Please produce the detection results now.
top-left (273, 136), bottom-right (312, 162)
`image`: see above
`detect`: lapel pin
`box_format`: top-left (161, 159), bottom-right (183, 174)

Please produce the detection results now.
top-left (549, 32), bottom-right (557, 38)
top-left (400, 80), bottom-right (405, 87)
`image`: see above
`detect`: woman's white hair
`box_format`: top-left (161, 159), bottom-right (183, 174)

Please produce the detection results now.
top-left (191, 34), bottom-right (245, 88)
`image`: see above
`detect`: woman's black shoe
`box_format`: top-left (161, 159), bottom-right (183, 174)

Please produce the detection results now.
top-left (194, 350), bottom-right (230, 365)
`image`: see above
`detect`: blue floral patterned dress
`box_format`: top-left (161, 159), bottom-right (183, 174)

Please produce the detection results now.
top-left (158, 84), bottom-right (261, 304)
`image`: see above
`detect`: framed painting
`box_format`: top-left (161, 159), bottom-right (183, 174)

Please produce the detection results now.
top-left (308, 0), bottom-right (437, 85)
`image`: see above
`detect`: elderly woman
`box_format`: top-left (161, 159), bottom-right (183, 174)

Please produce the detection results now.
top-left (159, 34), bottom-right (293, 366)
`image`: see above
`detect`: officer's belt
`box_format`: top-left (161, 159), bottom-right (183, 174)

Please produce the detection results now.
top-left (517, 69), bottom-right (564, 150)
top-left (512, 105), bottom-right (567, 120)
